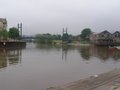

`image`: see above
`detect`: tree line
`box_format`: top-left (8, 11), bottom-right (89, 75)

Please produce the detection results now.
top-left (0, 27), bottom-right (20, 40)
top-left (35, 28), bottom-right (92, 44)
top-left (36, 33), bottom-right (62, 44)
top-left (0, 27), bottom-right (92, 43)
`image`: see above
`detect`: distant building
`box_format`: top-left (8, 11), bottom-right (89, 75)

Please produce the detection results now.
top-left (0, 18), bottom-right (7, 30)
top-left (112, 31), bottom-right (120, 45)
top-left (90, 30), bottom-right (120, 46)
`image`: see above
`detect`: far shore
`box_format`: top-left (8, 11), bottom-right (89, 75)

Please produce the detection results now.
top-left (52, 40), bottom-right (91, 46)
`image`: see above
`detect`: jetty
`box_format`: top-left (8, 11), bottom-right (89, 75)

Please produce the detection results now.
top-left (47, 69), bottom-right (120, 90)
top-left (0, 40), bottom-right (26, 48)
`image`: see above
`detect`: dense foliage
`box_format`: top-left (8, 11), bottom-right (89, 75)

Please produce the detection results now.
top-left (36, 33), bottom-right (61, 44)
top-left (80, 28), bottom-right (92, 40)
top-left (0, 27), bottom-right (20, 40)
top-left (0, 30), bottom-right (8, 40)
top-left (8, 27), bottom-right (20, 39)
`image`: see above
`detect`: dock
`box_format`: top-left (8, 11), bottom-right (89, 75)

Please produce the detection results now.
top-left (0, 41), bottom-right (26, 48)
top-left (47, 69), bottom-right (120, 90)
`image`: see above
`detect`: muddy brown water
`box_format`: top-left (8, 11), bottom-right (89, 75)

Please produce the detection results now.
top-left (0, 43), bottom-right (120, 90)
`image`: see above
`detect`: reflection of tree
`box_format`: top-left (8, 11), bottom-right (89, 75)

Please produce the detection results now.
top-left (36, 44), bottom-right (61, 51)
top-left (0, 48), bottom-right (22, 69)
top-left (78, 46), bottom-right (91, 60)
top-left (0, 49), bottom-right (7, 69)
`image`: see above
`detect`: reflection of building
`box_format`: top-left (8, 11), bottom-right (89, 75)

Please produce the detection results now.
top-left (0, 18), bottom-right (7, 30)
top-left (0, 48), bottom-right (22, 69)
top-left (78, 45), bottom-right (120, 61)
top-left (89, 46), bottom-right (110, 60)
top-left (7, 49), bottom-right (22, 65)
top-left (62, 46), bottom-right (68, 61)
top-left (90, 31), bottom-right (120, 46)
top-left (62, 45), bottom-right (75, 61)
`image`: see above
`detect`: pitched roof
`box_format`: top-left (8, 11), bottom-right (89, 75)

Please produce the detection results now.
top-left (99, 30), bottom-right (111, 34)
top-left (113, 31), bottom-right (120, 34)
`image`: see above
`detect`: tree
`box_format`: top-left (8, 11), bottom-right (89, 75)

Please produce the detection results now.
top-left (35, 34), bottom-right (53, 44)
top-left (81, 28), bottom-right (92, 40)
top-left (9, 27), bottom-right (19, 39)
top-left (0, 29), bottom-right (8, 40)
top-left (52, 34), bottom-right (62, 40)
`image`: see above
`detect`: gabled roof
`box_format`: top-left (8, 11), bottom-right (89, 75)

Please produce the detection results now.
top-left (99, 30), bottom-right (111, 34)
top-left (113, 31), bottom-right (120, 34)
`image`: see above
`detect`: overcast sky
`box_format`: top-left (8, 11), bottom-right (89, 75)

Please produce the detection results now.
top-left (0, 0), bottom-right (120, 35)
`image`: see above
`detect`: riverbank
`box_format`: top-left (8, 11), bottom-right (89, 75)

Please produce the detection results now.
top-left (53, 40), bottom-right (90, 46)
top-left (0, 40), bottom-right (26, 48)
top-left (47, 69), bottom-right (120, 90)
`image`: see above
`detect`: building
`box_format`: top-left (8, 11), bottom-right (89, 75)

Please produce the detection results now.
top-left (0, 18), bottom-right (7, 30)
top-left (112, 31), bottom-right (120, 45)
top-left (90, 30), bottom-right (120, 46)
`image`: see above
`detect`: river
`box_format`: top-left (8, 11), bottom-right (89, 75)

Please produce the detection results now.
top-left (0, 43), bottom-right (120, 90)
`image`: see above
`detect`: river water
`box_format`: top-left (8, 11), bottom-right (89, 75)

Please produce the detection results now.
top-left (0, 43), bottom-right (120, 90)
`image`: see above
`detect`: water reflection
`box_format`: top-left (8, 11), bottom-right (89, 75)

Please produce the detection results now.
top-left (36, 44), bottom-right (76, 61)
top-left (36, 44), bottom-right (61, 51)
top-left (62, 45), bottom-right (76, 61)
top-left (78, 45), bottom-right (120, 61)
top-left (0, 49), bottom-right (7, 69)
top-left (0, 43), bottom-right (120, 90)
top-left (62, 45), bottom-right (68, 61)
top-left (78, 46), bottom-right (91, 60)
top-left (36, 44), bottom-right (120, 62)
top-left (0, 48), bottom-right (22, 69)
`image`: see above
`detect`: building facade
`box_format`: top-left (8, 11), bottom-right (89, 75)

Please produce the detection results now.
top-left (0, 18), bottom-right (7, 30)
top-left (90, 30), bottom-right (120, 46)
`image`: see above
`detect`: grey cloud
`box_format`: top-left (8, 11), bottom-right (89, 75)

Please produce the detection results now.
top-left (0, 0), bottom-right (120, 35)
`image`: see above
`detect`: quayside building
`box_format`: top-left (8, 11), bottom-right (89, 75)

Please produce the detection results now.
top-left (90, 30), bottom-right (120, 46)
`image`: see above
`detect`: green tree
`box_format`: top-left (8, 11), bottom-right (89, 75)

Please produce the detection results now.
top-left (0, 29), bottom-right (8, 40)
top-left (52, 34), bottom-right (62, 40)
top-left (81, 28), bottom-right (92, 40)
top-left (9, 27), bottom-right (19, 39)
top-left (35, 34), bottom-right (53, 44)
